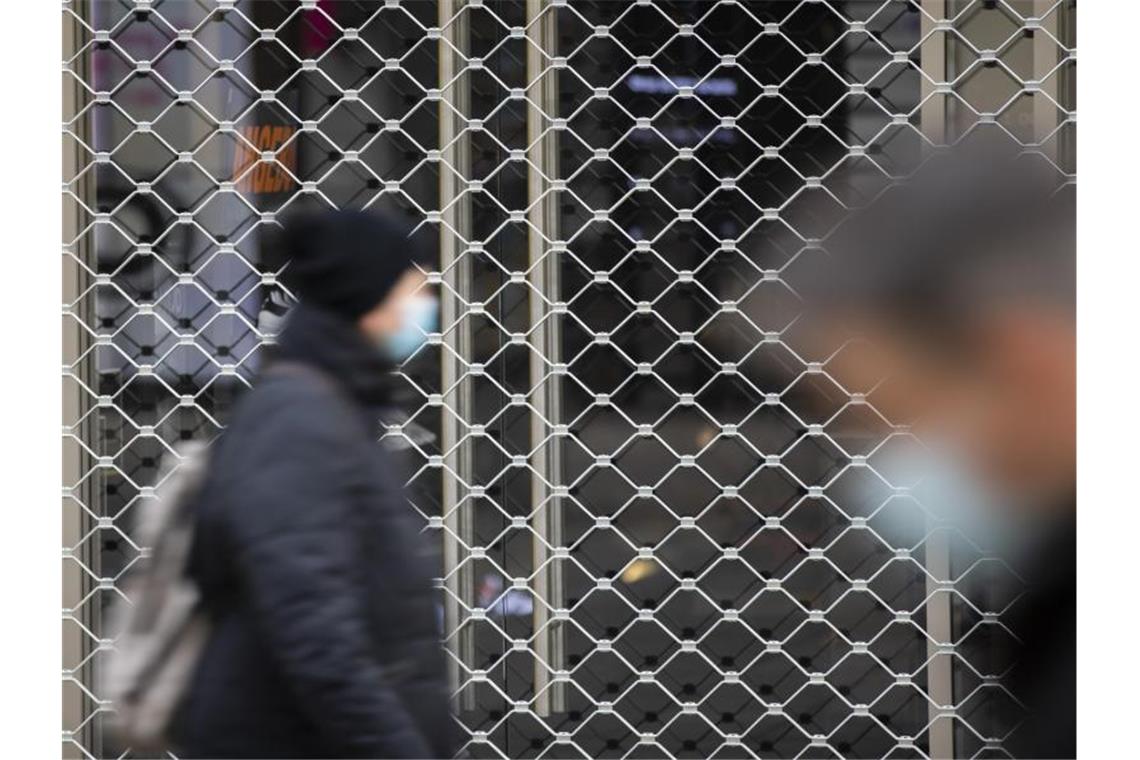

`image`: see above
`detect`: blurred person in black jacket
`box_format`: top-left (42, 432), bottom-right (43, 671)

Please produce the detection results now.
top-left (799, 145), bottom-right (1075, 758)
top-left (174, 209), bottom-right (452, 759)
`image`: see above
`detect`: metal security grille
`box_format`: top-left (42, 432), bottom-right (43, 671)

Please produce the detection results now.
top-left (62, 1), bottom-right (1075, 758)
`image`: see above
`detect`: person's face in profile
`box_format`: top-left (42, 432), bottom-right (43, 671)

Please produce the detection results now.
top-left (821, 304), bottom-right (1074, 515)
top-left (357, 268), bottom-right (438, 363)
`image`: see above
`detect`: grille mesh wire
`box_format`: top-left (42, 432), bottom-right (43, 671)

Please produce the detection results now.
top-left (62, 1), bottom-right (1075, 757)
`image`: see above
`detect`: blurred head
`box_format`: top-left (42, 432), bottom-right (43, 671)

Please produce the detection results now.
top-left (802, 146), bottom-right (1074, 513)
top-left (276, 208), bottom-right (437, 362)
top-left (356, 267), bottom-right (436, 362)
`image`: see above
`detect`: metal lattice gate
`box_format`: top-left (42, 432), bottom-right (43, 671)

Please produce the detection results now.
top-left (63, 1), bottom-right (1075, 758)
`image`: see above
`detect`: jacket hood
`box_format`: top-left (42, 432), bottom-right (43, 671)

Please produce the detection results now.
top-left (272, 301), bottom-right (394, 408)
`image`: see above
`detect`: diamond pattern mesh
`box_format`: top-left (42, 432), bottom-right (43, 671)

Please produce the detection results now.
top-left (62, 1), bottom-right (1075, 758)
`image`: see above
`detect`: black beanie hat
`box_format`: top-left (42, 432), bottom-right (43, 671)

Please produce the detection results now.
top-left (274, 208), bottom-right (424, 319)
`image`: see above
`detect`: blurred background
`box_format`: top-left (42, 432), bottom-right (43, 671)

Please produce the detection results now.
top-left (62, 1), bottom-right (1075, 758)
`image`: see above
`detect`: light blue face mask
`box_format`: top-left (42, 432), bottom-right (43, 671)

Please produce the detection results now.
top-left (864, 439), bottom-right (1034, 560)
top-left (379, 294), bottom-right (438, 362)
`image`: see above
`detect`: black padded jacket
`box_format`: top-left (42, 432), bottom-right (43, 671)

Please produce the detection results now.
top-left (174, 303), bottom-right (453, 759)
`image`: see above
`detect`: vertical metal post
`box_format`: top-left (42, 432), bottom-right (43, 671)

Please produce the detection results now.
top-left (920, 3), bottom-right (955, 758)
top-left (923, 533), bottom-right (954, 758)
top-left (1034, 0), bottom-right (1075, 169)
top-left (920, 1), bottom-right (949, 149)
top-left (526, 0), bottom-right (564, 717)
top-left (1034, 0), bottom-right (1061, 164)
top-left (1057, 4), bottom-right (1076, 169)
top-left (439, 0), bottom-right (476, 711)
top-left (62, 4), bottom-right (98, 756)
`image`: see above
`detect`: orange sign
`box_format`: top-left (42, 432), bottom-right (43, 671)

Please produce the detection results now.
top-left (231, 125), bottom-right (298, 194)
